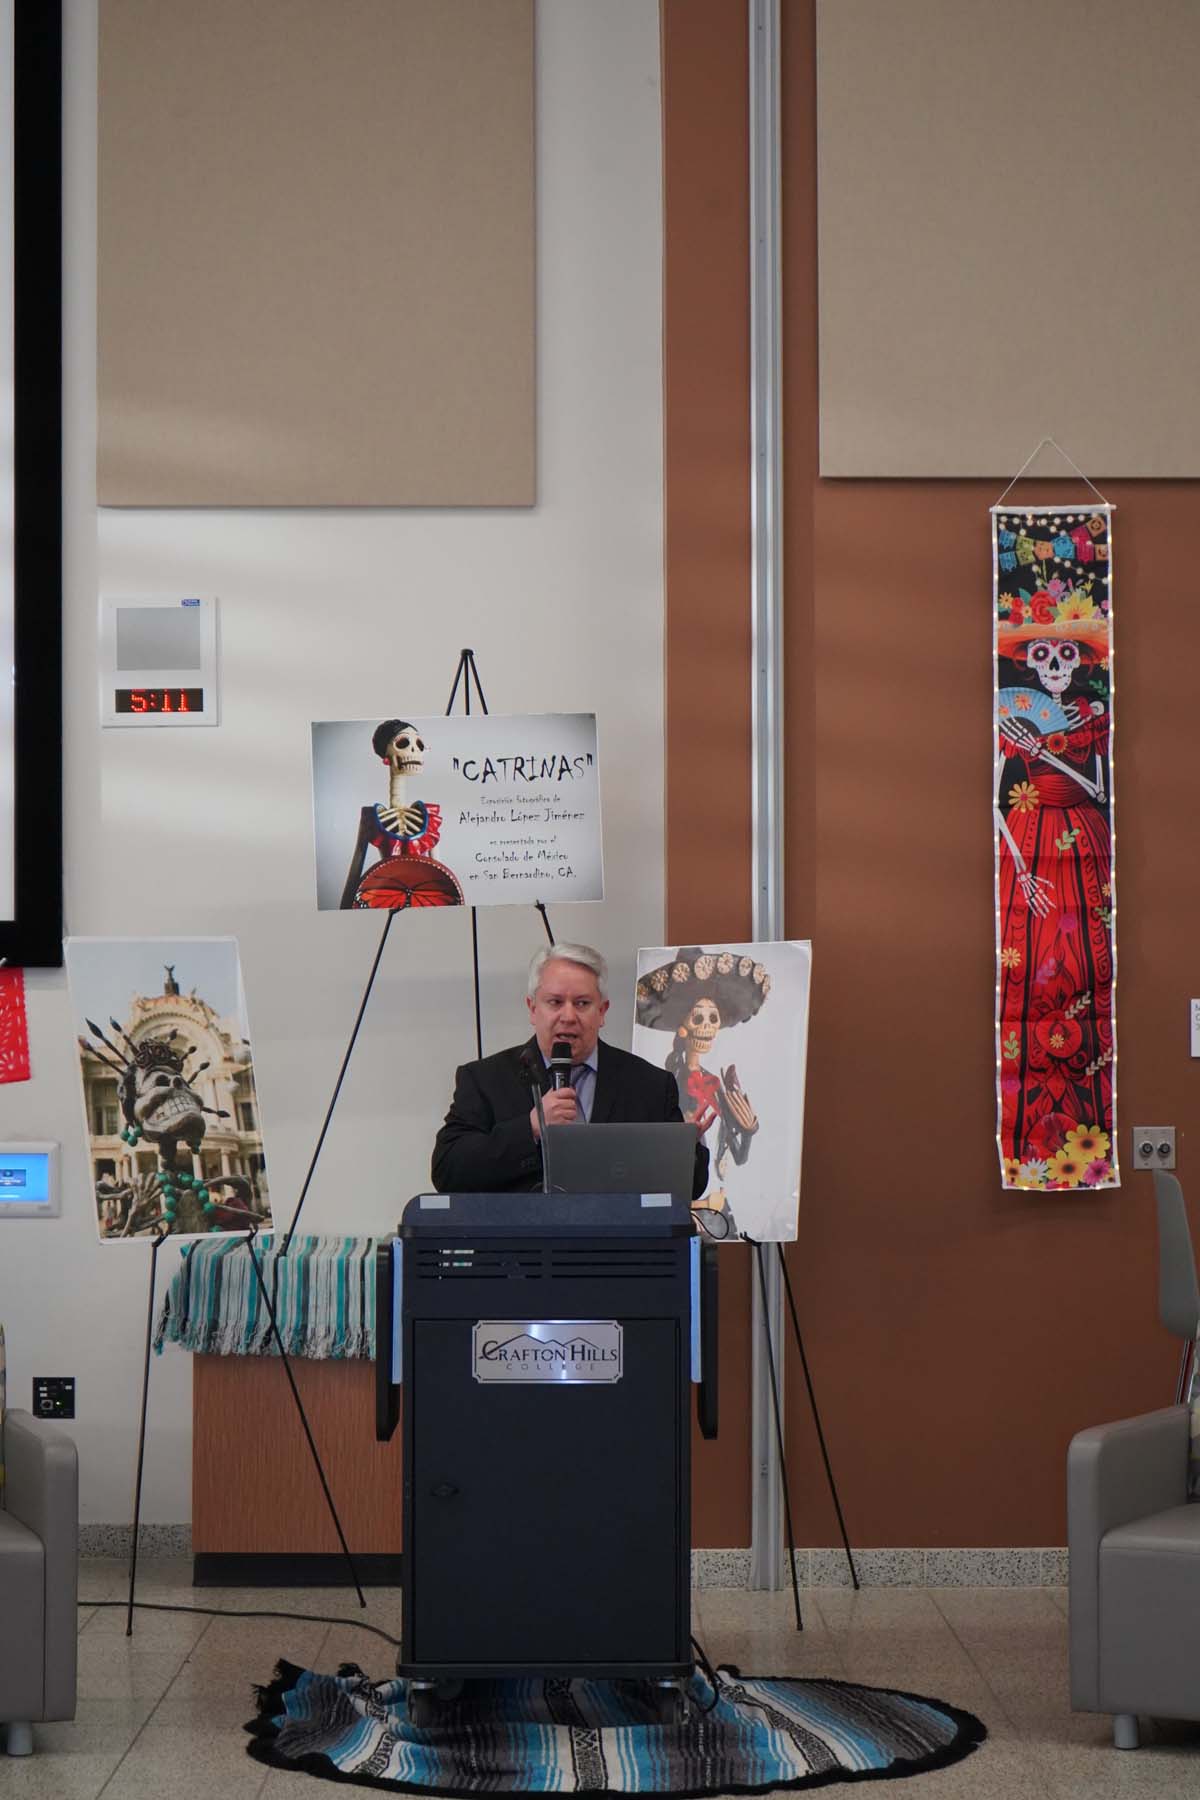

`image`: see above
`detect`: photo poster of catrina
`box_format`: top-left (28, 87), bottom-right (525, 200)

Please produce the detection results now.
top-left (65, 937), bottom-right (273, 1244)
top-left (632, 941), bottom-right (812, 1242)
top-left (310, 713), bottom-right (603, 913)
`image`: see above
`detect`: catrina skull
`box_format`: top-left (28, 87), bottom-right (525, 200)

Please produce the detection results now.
top-left (125, 1058), bottom-right (206, 1153)
top-left (1027, 639), bottom-right (1080, 697)
top-left (680, 998), bottom-right (721, 1055)
top-left (386, 728), bottom-right (425, 776)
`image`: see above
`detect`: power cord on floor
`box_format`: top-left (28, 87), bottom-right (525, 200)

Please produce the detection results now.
top-left (83, 1599), bottom-right (402, 1647)
top-left (85, 1603), bottom-right (717, 1696)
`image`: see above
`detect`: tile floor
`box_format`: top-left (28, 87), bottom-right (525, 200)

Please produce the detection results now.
top-left (4, 1560), bottom-right (1198, 1796)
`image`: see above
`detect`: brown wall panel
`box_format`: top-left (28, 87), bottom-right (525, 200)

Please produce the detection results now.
top-left (193, 1355), bottom-right (402, 1554)
top-left (662, 0), bottom-right (754, 1546)
top-left (664, 0), bottom-right (1199, 1546)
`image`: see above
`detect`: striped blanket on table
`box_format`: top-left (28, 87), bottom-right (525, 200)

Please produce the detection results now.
top-left (154, 1235), bottom-right (377, 1359)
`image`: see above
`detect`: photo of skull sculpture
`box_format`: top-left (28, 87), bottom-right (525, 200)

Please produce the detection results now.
top-left (340, 718), bottom-right (465, 910)
top-left (636, 947), bottom-right (770, 1238)
top-left (83, 1018), bottom-right (260, 1238)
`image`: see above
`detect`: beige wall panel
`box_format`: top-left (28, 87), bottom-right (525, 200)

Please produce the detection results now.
top-left (98, 0), bottom-right (534, 505)
top-left (818, 0), bottom-right (1200, 476)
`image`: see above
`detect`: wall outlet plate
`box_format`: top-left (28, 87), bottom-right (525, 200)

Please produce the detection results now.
top-left (1132, 1126), bottom-right (1175, 1171)
top-left (33, 1376), bottom-right (75, 1420)
top-left (1191, 999), bottom-right (1200, 1057)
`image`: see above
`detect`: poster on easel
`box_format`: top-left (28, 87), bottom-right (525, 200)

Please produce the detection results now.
top-left (65, 937), bottom-right (273, 1242)
top-left (311, 713), bottom-right (603, 912)
top-left (632, 941), bottom-right (812, 1243)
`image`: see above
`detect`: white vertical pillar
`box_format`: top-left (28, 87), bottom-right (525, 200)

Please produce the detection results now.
top-left (748, 0), bottom-right (786, 1593)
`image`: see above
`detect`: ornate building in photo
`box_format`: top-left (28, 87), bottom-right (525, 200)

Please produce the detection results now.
top-left (79, 966), bottom-right (268, 1204)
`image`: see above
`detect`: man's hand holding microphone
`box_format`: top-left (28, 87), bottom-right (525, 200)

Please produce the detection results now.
top-left (528, 1038), bottom-right (577, 1138)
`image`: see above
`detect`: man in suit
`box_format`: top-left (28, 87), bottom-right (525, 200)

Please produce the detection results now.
top-left (431, 942), bottom-right (709, 1196)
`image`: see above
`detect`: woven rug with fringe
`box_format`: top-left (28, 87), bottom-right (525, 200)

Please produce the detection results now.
top-left (154, 1233), bottom-right (377, 1359)
top-left (246, 1662), bottom-right (987, 1794)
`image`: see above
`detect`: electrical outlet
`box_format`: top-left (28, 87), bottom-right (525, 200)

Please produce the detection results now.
top-left (1191, 999), bottom-right (1200, 1057)
top-left (32, 1376), bottom-right (75, 1420)
top-left (1131, 1127), bottom-right (1175, 1171)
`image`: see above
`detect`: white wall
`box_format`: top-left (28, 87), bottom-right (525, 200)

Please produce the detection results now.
top-left (0, 0), bottom-right (665, 1525)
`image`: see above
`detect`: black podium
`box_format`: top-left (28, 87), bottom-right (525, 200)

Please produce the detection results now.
top-left (376, 1191), bottom-right (717, 1706)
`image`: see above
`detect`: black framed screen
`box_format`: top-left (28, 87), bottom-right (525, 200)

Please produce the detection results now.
top-left (2, 3), bottom-right (63, 967)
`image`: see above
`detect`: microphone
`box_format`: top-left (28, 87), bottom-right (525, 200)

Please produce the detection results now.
top-left (549, 1039), bottom-right (574, 1089)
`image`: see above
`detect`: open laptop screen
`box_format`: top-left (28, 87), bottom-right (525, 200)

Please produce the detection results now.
top-left (543, 1122), bottom-right (696, 1201)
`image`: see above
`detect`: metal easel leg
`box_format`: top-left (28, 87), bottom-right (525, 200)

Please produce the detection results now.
top-left (777, 1244), bottom-right (858, 1590)
top-left (752, 1242), bottom-right (803, 1629)
top-left (244, 1225), bottom-right (366, 1607)
top-left (126, 1226), bottom-right (169, 1635)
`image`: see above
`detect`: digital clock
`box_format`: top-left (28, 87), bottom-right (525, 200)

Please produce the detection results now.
top-left (115, 687), bottom-right (204, 715)
top-left (100, 596), bottom-right (219, 727)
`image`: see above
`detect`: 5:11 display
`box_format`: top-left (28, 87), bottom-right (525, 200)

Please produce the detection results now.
top-left (114, 688), bottom-right (204, 715)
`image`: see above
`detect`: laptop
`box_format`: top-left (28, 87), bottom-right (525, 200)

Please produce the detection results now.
top-left (543, 1121), bottom-right (697, 1201)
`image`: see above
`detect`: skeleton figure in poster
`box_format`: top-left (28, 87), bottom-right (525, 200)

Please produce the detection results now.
top-left (340, 718), bottom-right (464, 910)
top-left (82, 1018), bottom-right (259, 1238)
top-left (636, 948), bottom-right (768, 1236)
top-left (994, 568), bottom-right (1115, 1189)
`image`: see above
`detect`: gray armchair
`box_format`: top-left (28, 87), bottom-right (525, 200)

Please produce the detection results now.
top-left (1068, 1404), bottom-right (1200, 1748)
top-left (0, 1409), bottom-right (78, 1756)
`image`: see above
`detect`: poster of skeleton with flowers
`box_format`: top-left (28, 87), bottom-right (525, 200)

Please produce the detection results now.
top-left (993, 505), bottom-right (1116, 1191)
top-left (632, 941), bottom-right (811, 1241)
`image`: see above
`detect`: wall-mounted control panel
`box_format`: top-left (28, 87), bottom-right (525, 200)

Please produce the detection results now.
top-left (0, 1143), bottom-right (59, 1216)
top-left (33, 1377), bottom-right (75, 1420)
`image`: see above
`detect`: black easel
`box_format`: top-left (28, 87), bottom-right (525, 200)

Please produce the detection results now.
top-left (124, 651), bottom-right (558, 1628)
top-left (281, 647), bottom-right (556, 1254)
top-left (746, 1236), bottom-right (859, 1634)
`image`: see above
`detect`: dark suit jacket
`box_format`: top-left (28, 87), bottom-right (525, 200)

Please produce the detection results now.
top-left (431, 1036), bottom-right (709, 1198)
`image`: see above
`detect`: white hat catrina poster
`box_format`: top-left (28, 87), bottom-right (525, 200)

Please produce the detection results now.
top-left (632, 941), bottom-right (811, 1243)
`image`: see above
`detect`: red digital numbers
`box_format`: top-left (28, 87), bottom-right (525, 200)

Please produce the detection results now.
top-left (115, 687), bottom-right (204, 717)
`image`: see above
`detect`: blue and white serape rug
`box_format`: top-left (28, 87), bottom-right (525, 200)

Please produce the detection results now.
top-left (155, 1234), bottom-right (377, 1360)
top-left (246, 1662), bottom-right (986, 1794)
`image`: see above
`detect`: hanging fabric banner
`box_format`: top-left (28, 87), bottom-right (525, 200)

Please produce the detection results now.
top-left (993, 504), bottom-right (1116, 1190)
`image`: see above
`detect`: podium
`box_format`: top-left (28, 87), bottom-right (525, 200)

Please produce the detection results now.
top-left (377, 1190), bottom-right (717, 1706)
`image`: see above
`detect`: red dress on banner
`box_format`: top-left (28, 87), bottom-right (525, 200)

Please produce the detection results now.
top-left (997, 702), bottom-right (1114, 1184)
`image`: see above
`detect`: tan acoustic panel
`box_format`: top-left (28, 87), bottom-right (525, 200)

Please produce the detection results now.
top-left (99, 0), bottom-right (534, 506)
top-left (818, 0), bottom-right (1200, 476)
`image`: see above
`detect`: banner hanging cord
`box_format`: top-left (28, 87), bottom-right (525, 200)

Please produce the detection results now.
top-left (992, 436), bottom-right (1111, 511)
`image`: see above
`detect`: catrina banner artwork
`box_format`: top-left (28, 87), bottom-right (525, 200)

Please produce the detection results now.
top-left (993, 504), bottom-right (1116, 1191)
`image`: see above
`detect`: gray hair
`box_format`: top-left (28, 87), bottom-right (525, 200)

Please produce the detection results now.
top-left (526, 942), bottom-right (608, 1000)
